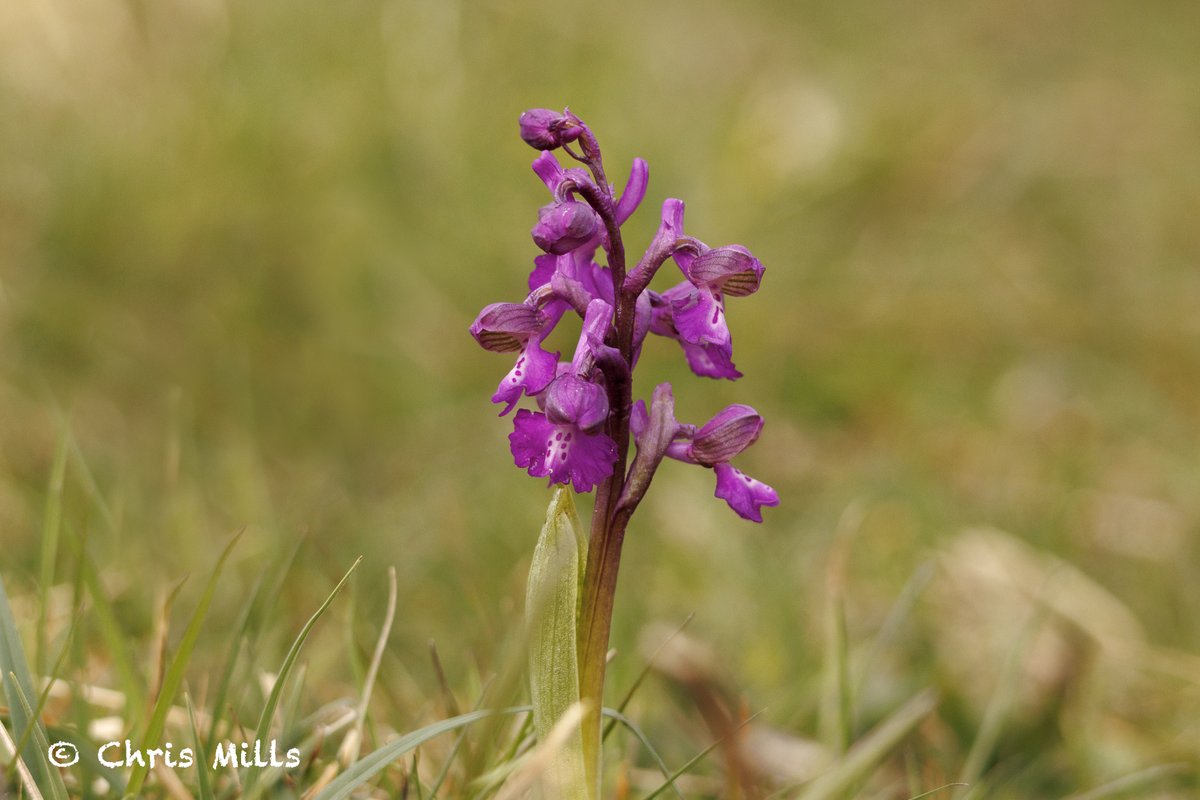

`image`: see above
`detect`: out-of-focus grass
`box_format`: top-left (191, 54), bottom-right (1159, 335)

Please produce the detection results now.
top-left (2, 0), bottom-right (1199, 796)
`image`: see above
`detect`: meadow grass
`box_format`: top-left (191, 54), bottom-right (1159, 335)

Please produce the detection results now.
top-left (2, 0), bottom-right (1200, 796)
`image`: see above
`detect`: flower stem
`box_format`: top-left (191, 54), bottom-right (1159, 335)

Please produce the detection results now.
top-left (575, 146), bottom-right (638, 794)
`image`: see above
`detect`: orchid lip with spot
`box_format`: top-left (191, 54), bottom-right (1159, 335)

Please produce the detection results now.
top-left (469, 107), bottom-right (778, 522)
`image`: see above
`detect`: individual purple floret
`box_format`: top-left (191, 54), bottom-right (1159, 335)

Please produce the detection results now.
top-left (508, 299), bottom-right (619, 492)
top-left (630, 400), bottom-right (779, 522)
top-left (471, 302), bottom-right (564, 415)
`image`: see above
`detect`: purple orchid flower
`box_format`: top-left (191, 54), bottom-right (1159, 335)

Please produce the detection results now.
top-left (507, 300), bottom-right (618, 492)
top-left (631, 400), bottom-right (779, 522)
top-left (471, 301), bottom-right (564, 415)
top-left (648, 285), bottom-right (742, 380)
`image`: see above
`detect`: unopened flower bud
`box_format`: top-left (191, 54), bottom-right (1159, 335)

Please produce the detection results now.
top-left (519, 108), bottom-right (584, 150)
top-left (532, 200), bottom-right (601, 255)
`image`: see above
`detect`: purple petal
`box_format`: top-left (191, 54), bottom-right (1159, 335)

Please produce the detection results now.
top-left (671, 285), bottom-right (730, 347)
top-left (614, 158), bottom-right (649, 224)
top-left (543, 374), bottom-right (609, 432)
top-left (554, 428), bottom-right (618, 492)
top-left (680, 338), bottom-right (742, 380)
top-left (531, 152), bottom-right (566, 190)
top-left (713, 462), bottom-right (779, 522)
top-left (631, 290), bottom-right (653, 367)
top-left (659, 198), bottom-right (685, 241)
top-left (491, 335), bottom-right (560, 415)
top-left (575, 257), bottom-right (615, 306)
top-left (509, 410), bottom-right (617, 492)
top-left (533, 201), bottom-right (602, 255)
top-left (469, 302), bottom-right (545, 353)
top-left (654, 199), bottom-right (699, 275)
top-left (571, 298), bottom-right (615, 371)
top-left (528, 254), bottom-right (558, 292)
top-left (509, 409), bottom-right (557, 477)
top-left (690, 405), bottom-right (763, 466)
top-left (630, 399), bottom-right (649, 438)
top-left (646, 287), bottom-right (741, 380)
top-left (686, 245), bottom-right (764, 298)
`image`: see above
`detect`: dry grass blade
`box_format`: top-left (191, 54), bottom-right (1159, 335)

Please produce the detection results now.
top-left (795, 689), bottom-right (940, 800)
top-left (493, 702), bottom-right (587, 800)
top-left (1062, 763), bottom-right (1192, 800)
top-left (338, 565), bottom-right (397, 767)
top-left (0, 715), bottom-right (45, 800)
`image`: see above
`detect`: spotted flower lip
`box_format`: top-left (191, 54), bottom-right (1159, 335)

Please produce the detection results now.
top-left (532, 200), bottom-right (602, 255)
top-left (714, 463), bottom-right (779, 522)
top-left (488, 304), bottom-right (564, 416)
top-left (648, 286), bottom-right (742, 380)
top-left (509, 406), bottom-right (618, 492)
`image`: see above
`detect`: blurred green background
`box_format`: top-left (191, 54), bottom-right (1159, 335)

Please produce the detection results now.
top-left (2, 0), bottom-right (1199, 795)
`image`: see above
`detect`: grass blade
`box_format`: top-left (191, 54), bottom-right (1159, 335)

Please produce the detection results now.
top-left (8, 677), bottom-right (69, 800)
top-left (37, 425), bottom-right (70, 675)
top-left (955, 598), bottom-right (1049, 796)
top-left (1062, 763), bottom-right (1191, 800)
top-left (602, 613), bottom-right (694, 744)
top-left (600, 708), bottom-right (684, 800)
top-left (0, 573), bottom-right (58, 793)
top-left (62, 520), bottom-right (144, 713)
top-left (0, 715), bottom-right (44, 800)
top-left (205, 535), bottom-right (303, 755)
top-left (907, 783), bottom-right (970, 799)
top-left (185, 693), bottom-right (216, 800)
top-left (641, 711), bottom-right (763, 800)
top-left (124, 531), bottom-right (243, 798)
top-left (312, 707), bottom-right (530, 800)
top-left (796, 689), bottom-right (939, 800)
top-left (241, 556), bottom-right (362, 798)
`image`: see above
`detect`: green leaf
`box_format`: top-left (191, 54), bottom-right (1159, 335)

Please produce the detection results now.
top-left (525, 488), bottom-right (592, 800)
